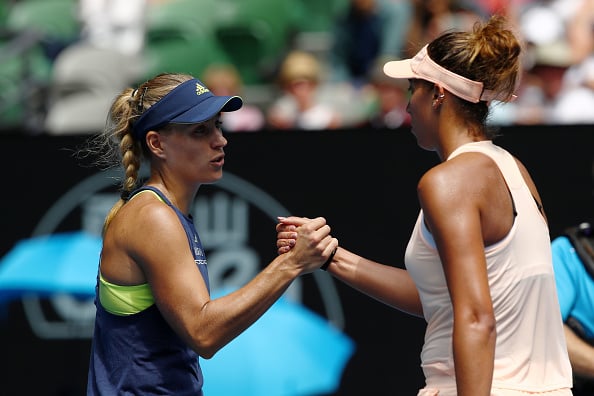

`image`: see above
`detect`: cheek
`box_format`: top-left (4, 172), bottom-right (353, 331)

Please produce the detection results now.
top-left (170, 140), bottom-right (203, 162)
top-left (408, 94), bottom-right (422, 115)
top-left (409, 88), bottom-right (432, 115)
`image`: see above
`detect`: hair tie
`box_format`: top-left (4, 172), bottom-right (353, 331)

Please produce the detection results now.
top-left (138, 86), bottom-right (148, 112)
top-left (129, 89), bottom-right (139, 111)
top-left (121, 190), bottom-right (132, 201)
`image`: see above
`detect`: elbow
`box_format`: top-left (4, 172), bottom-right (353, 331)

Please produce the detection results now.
top-left (189, 332), bottom-right (224, 360)
top-left (198, 348), bottom-right (218, 360)
top-left (473, 311), bottom-right (496, 338)
top-left (458, 308), bottom-right (496, 338)
top-left (193, 339), bottom-right (222, 360)
top-left (184, 302), bottom-right (227, 359)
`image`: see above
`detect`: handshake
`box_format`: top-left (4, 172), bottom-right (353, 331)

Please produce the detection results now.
top-left (275, 216), bottom-right (338, 273)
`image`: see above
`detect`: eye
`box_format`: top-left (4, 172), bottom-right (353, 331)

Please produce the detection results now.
top-left (190, 123), bottom-right (208, 136)
top-left (215, 119), bottom-right (223, 130)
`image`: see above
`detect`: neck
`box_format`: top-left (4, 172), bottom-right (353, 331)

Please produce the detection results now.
top-left (146, 179), bottom-right (199, 215)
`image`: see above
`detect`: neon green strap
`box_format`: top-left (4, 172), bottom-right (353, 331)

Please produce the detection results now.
top-left (98, 188), bottom-right (163, 315)
top-left (99, 274), bottom-right (154, 316)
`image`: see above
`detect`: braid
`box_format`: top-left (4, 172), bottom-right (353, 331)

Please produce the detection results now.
top-left (75, 73), bottom-right (194, 234)
top-left (119, 132), bottom-right (142, 198)
top-left (100, 87), bottom-right (144, 233)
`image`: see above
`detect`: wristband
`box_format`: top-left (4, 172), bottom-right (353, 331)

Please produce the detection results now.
top-left (320, 247), bottom-right (337, 271)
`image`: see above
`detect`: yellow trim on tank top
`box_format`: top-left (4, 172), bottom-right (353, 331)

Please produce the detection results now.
top-left (99, 274), bottom-right (155, 316)
top-left (98, 189), bottom-right (162, 316)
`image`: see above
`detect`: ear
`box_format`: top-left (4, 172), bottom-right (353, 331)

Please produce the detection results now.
top-left (432, 84), bottom-right (445, 108)
top-left (433, 84), bottom-right (445, 100)
top-left (145, 131), bottom-right (166, 159)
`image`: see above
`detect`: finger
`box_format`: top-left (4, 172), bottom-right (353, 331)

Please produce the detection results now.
top-left (325, 237), bottom-right (339, 256)
top-left (276, 223), bottom-right (297, 232)
top-left (276, 238), bottom-right (296, 248)
top-left (316, 235), bottom-right (336, 252)
top-left (295, 217), bottom-right (329, 236)
top-left (306, 223), bottom-right (331, 243)
top-left (276, 231), bottom-right (297, 240)
top-left (277, 216), bottom-right (313, 226)
top-left (309, 217), bottom-right (330, 232)
top-left (277, 246), bottom-right (291, 255)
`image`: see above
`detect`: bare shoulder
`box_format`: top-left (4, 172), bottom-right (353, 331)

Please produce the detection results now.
top-left (109, 194), bottom-right (187, 258)
top-left (419, 152), bottom-right (497, 199)
top-left (419, 152), bottom-right (513, 242)
top-left (118, 193), bottom-right (177, 229)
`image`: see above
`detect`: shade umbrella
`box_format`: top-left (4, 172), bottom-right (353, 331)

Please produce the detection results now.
top-left (0, 231), bottom-right (102, 302)
top-left (201, 289), bottom-right (355, 396)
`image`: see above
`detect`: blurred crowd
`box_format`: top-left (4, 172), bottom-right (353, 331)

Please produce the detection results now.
top-left (2, 0), bottom-right (594, 134)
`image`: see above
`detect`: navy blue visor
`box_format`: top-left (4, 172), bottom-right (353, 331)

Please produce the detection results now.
top-left (132, 78), bottom-right (243, 138)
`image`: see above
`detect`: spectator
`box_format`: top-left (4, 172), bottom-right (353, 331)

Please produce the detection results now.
top-left (77, 0), bottom-right (147, 57)
top-left (488, 0), bottom-right (594, 125)
top-left (551, 0), bottom-right (594, 124)
top-left (43, 0), bottom-right (147, 135)
top-left (567, 0), bottom-right (594, 64)
top-left (491, 0), bottom-right (594, 127)
top-left (552, 221), bottom-right (594, 396)
top-left (266, 50), bottom-right (343, 130)
top-left (360, 58), bottom-right (410, 129)
top-left (330, 0), bottom-right (413, 86)
top-left (489, 40), bottom-right (574, 126)
top-left (202, 63), bottom-right (266, 132)
top-left (405, 0), bottom-right (482, 57)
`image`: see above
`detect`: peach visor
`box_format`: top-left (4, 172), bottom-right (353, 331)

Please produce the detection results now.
top-left (383, 45), bottom-right (515, 103)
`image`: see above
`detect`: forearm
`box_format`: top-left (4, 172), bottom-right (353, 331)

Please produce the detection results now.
top-left (327, 247), bottom-right (423, 317)
top-left (453, 317), bottom-right (496, 396)
top-left (186, 254), bottom-right (301, 358)
top-left (565, 325), bottom-right (594, 378)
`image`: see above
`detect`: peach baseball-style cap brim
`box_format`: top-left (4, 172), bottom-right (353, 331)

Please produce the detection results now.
top-left (383, 45), bottom-right (514, 103)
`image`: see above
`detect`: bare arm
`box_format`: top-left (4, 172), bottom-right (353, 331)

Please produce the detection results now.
top-left (326, 247), bottom-right (422, 317)
top-left (419, 159), bottom-right (498, 396)
top-left (277, 216), bottom-right (423, 317)
top-left (116, 201), bottom-right (337, 359)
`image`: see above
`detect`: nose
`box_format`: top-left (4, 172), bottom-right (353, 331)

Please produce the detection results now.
top-left (214, 130), bottom-right (227, 148)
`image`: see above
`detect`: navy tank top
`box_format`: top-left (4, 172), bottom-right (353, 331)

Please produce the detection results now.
top-left (87, 186), bottom-right (209, 395)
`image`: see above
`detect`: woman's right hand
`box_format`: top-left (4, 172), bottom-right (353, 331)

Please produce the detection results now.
top-left (276, 216), bottom-right (337, 273)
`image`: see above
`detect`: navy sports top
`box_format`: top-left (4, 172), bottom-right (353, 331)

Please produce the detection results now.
top-left (87, 186), bottom-right (209, 395)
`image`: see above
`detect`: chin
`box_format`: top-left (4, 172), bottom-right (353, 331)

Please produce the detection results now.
top-left (206, 172), bottom-right (224, 184)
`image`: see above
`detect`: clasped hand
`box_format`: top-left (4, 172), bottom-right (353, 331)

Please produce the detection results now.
top-left (276, 216), bottom-right (338, 272)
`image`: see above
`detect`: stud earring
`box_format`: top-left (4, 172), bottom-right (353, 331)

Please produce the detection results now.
top-left (432, 93), bottom-right (445, 108)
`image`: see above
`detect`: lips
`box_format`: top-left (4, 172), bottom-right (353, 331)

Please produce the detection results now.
top-left (211, 154), bottom-right (225, 166)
